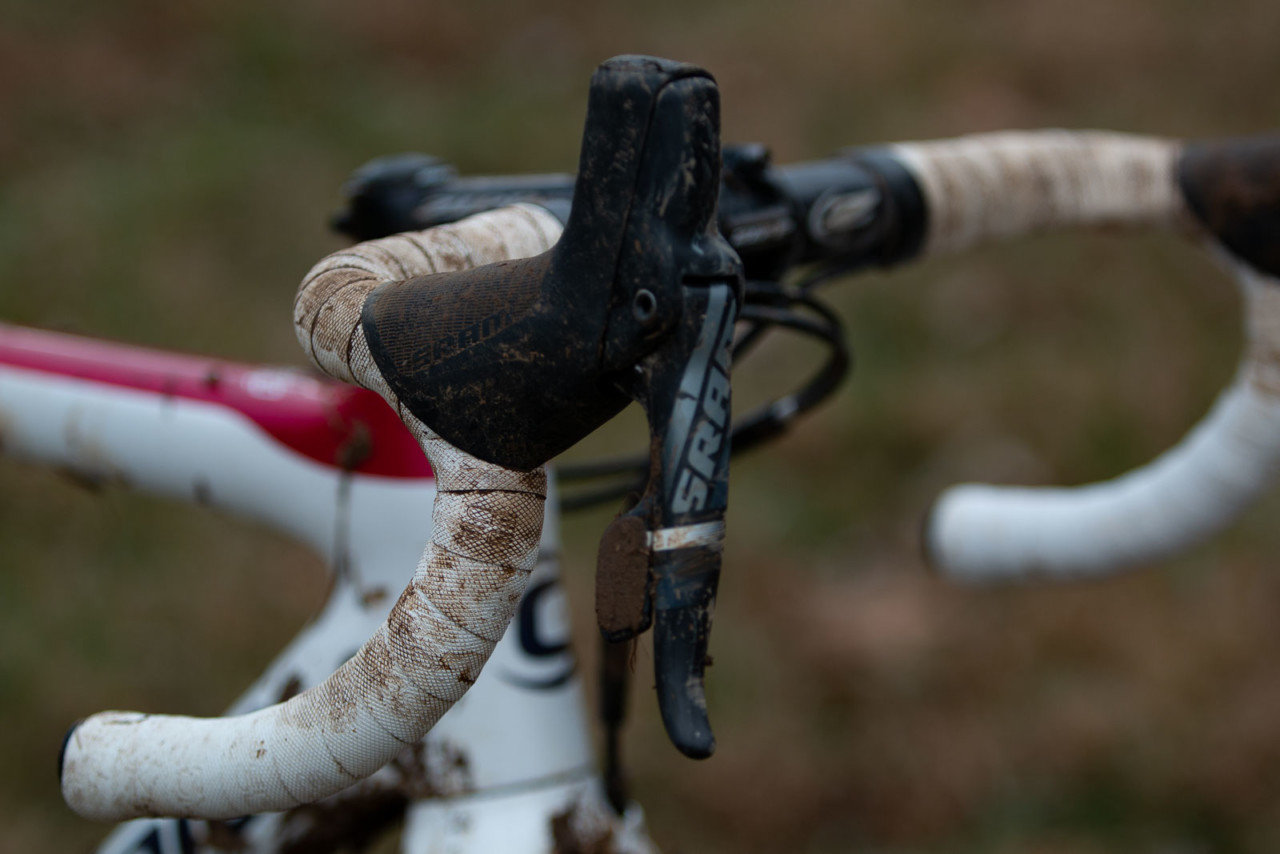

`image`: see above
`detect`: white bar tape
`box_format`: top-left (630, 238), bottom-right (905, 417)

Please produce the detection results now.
top-left (892, 131), bottom-right (1184, 255)
top-left (896, 131), bottom-right (1280, 579)
top-left (928, 259), bottom-right (1280, 580)
top-left (60, 205), bottom-right (566, 821)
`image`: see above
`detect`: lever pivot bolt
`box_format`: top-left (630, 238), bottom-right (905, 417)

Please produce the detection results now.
top-left (632, 289), bottom-right (659, 323)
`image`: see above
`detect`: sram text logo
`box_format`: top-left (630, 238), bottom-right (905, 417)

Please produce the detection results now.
top-left (409, 308), bottom-right (516, 372)
top-left (671, 296), bottom-right (734, 514)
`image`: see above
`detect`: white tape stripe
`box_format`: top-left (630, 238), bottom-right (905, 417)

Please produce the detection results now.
top-left (647, 521), bottom-right (725, 552)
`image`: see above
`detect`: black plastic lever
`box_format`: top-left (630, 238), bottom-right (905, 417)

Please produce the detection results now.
top-left (588, 63), bottom-right (742, 758)
top-left (359, 54), bottom-right (743, 758)
top-left (640, 280), bottom-right (737, 758)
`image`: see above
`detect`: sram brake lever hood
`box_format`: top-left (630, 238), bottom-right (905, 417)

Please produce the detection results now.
top-left (361, 55), bottom-right (741, 470)
top-left (362, 54), bottom-right (743, 760)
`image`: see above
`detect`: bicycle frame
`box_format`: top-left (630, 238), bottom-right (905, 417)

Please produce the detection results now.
top-left (0, 323), bottom-right (654, 853)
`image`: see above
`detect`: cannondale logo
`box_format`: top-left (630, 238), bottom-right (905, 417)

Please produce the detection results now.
top-left (498, 578), bottom-right (576, 691)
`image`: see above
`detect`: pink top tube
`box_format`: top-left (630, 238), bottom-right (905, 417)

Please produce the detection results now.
top-left (0, 324), bottom-right (433, 479)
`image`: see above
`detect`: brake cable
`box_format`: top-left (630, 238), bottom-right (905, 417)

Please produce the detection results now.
top-left (558, 271), bottom-right (853, 512)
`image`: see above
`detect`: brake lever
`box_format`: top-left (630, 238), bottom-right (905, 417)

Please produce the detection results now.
top-left (596, 301), bottom-right (737, 760)
top-left (588, 62), bottom-right (742, 758)
top-left (359, 54), bottom-right (742, 758)
top-left (641, 282), bottom-right (738, 758)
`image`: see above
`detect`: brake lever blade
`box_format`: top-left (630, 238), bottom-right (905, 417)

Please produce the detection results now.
top-left (575, 61), bottom-right (743, 759)
top-left (636, 280), bottom-right (738, 758)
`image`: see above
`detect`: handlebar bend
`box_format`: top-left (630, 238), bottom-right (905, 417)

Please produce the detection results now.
top-left (913, 131), bottom-right (1280, 579)
top-left (60, 205), bottom-right (562, 821)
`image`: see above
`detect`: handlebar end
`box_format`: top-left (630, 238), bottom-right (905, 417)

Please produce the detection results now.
top-left (1179, 134), bottom-right (1280, 279)
top-left (58, 719), bottom-right (82, 785)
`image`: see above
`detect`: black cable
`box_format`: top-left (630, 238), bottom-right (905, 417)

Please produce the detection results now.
top-left (558, 281), bottom-right (851, 511)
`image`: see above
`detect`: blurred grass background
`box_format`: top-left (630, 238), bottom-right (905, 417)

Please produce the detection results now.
top-left (2, 1), bottom-right (1280, 852)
